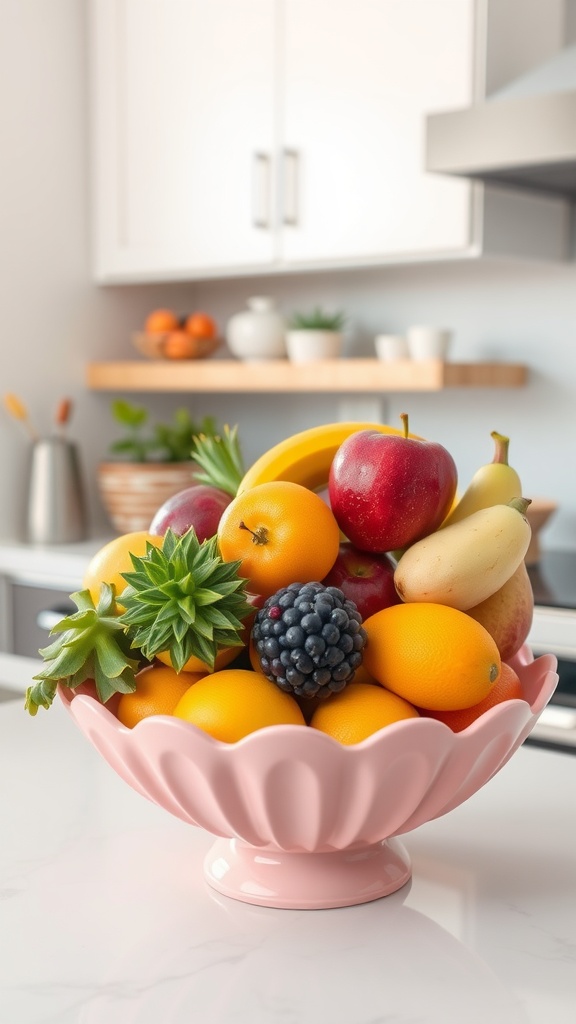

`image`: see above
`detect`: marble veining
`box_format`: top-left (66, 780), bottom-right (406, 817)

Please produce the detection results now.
top-left (1, 688), bottom-right (576, 1023)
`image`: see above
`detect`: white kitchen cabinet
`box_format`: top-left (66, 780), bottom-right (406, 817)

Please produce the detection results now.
top-left (90, 0), bottom-right (569, 283)
top-left (90, 0), bottom-right (277, 279)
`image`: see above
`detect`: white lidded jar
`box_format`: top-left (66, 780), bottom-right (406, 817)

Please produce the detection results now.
top-left (226, 296), bottom-right (287, 361)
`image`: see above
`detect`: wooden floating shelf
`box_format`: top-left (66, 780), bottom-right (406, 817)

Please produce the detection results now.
top-left (86, 359), bottom-right (528, 393)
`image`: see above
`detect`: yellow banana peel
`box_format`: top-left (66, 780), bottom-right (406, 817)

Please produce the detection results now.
top-left (237, 421), bottom-right (409, 494)
top-left (441, 431), bottom-right (522, 528)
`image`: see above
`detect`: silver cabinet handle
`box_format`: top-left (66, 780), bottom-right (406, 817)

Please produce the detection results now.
top-left (282, 148), bottom-right (299, 226)
top-left (252, 152), bottom-right (271, 228)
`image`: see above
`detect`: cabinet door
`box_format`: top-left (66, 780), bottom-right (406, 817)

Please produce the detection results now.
top-left (280, 0), bottom-right (475, 264)
top-left (91, 0), bottom-right (276, 281)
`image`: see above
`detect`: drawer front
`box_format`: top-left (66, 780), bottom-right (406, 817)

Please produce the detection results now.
top-left (10, 584), bottom-right (75, 659)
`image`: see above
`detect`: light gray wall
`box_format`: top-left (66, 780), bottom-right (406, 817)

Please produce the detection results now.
top-left (0, 0), bottom-right (574, 552)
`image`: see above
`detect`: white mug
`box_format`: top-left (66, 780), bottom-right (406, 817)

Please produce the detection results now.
top-left (374, 334), bottom-right (409, 361)
top-left (406, 326), bottom-right (452, 361)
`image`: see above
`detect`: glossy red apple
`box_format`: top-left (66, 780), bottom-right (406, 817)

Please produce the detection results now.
top-left (321, 542), bottom-right (401, 620)
top-left (149, 484), bottom-right (232, 541)
top-left (328, 416), bottom-right (457, 553)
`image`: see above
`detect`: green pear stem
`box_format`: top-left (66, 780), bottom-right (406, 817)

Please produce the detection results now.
top-left (490, 431), bottom-right (511, 465)
top-left (508, 497), bottom-right (532, 516)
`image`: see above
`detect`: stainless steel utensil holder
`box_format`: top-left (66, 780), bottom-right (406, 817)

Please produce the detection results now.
top-left (26, 438), bottom-right (87, 544)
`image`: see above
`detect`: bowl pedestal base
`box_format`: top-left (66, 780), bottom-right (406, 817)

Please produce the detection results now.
top-left (204, 836), bottom-right (412, 910)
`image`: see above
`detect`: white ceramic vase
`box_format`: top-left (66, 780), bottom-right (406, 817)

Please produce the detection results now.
top-left (226, 297), bottom-right (287, 361)
top-left (285, 330), bottom-right (343, 363)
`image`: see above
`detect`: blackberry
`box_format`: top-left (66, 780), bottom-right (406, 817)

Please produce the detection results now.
top-left (251, 582), bottom-right (367, 699)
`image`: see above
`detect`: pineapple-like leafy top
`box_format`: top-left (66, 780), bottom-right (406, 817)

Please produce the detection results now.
top-left (190, 423), bottom-right (245, 497)
top-left (26, 584), bottom-right (140, 715)
top-left (118, 527), bottom-right (252, 672)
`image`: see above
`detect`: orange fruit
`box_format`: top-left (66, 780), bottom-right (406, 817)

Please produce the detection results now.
top-left (309, 683), bottom-right (419, 745)
top-left (347, 663), bottom-right (380, 686)
top-left (362, 603), bottom-right (501, 711)
top-left (156, 644), bottom-right (241, 674)
top-left (83, 531), bottom-right (162, 608)
top-left (163, 329), bottom-right (199, 360)
top-left (145, 308), bottom-right (180, 334)
top-left (184, 311), bottom-right (217, 339)
top-left (421, 662), bottom-right (525, 732)
top-left (173, 668), bottom-right (306, 741)
top-left (217, 481), bottom-right (340, 597)
top-left (117, 663), bottom-right (205, 728)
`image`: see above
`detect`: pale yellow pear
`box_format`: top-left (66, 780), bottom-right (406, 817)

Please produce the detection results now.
top-left (466, 560), bottom-right (534, 662)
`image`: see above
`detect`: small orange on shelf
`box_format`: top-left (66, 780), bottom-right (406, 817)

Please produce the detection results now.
top-left (163, 329), bottom-right (201, 360)
top-left (117, 663), bottom-right (205, 728)
top-left (144, 308), bottom-right (180, 334)
top-left (184, 311), bottom-right (217, 339)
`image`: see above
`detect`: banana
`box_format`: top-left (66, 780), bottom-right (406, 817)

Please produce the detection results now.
top-left (441, 431), bottom-right (522, 528)
top-left (394, 498), bottom-right (532, 611)
top-left (237, 421), bottom-right (410, 494)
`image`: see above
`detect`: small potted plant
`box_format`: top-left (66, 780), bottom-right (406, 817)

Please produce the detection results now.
top-left (97, 400), bottom-right (219, 534)
top-left (285, 307), bottom-right (347, 363)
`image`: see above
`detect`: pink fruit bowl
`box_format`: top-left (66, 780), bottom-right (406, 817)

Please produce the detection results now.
top-left (60, 646), bottom-right (557, 910)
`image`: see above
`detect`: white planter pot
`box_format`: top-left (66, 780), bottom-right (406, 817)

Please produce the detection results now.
top-left (406, 326), bottom-right (452, 361)
top-left (226, 296), bottom-right (286, 361)
top-left (285, 330), bottom-right (343, 363)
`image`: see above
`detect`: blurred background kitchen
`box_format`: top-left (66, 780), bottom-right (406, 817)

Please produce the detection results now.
top-left (1, 0), bottom-right (575, 554)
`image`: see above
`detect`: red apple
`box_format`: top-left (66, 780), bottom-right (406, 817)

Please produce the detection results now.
top-left (328, 417), bottom-right (457, 553)
top-left (321, 542), bottom-right (401, 620)
top-left (149, 484), bottom-right (232, 541)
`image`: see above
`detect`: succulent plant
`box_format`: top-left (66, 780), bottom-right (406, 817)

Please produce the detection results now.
top-left (26, 584), bottom-right (140, 715)
top-left (190, 423), bottom-right (245, 497)
top-left (288, 307), bottom-right (347, 331)
top-left (118, 528), bottom-right (253, 672)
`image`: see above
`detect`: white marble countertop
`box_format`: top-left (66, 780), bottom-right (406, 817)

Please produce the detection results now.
top-left (1, 682), bottom-right (575, 1024)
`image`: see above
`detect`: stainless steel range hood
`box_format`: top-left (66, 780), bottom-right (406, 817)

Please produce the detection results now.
top-left (426, 44), bottom-right (576, 198)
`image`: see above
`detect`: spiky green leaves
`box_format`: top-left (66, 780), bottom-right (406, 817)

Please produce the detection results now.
top-left (26, 584), bottom-right (140, 715)
top-left (190, 424), bottom-right (245, 496)
top-left (118, 528), bottom-right (252, 672)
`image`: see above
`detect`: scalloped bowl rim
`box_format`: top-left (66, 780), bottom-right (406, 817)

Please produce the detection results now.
top-left (59, 647), bottom-right (557, 755)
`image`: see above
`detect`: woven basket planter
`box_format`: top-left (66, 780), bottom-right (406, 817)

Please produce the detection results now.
top-left (98, 462), bottom-right (199, 534)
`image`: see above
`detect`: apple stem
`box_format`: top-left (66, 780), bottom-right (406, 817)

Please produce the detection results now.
top-left (239, 521), bottom-right (269, 545)
top-left (490, 431), bottom-right (511, 465)
top-left (400, 412), bottom-right (409, 439)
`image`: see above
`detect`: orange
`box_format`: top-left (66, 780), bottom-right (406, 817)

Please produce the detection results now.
top-left (309, 683), bottom-right (419, 745)
top-left (83, 531), bottom-right (162, 608)
top-left (163, 329), bottom-right (199, 359)
top-left (421, 662), bottom-right (525, 732)
top-left (117, 663), bottom-right (205, 728)
top-left (362, 603), bottom-right (501, 711)
top-left (184, 311), bottom-right (217, 339)
top-left (173, 668), bottom-right (306, 741)
top-left (217, 480), bottom-right (340, 597)
top-left (156, 644), bottom-right (241, 674)
top-left (145, 308), bottom-right (180, 334)
top-left (347, 663), bottom-right (380, 686)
